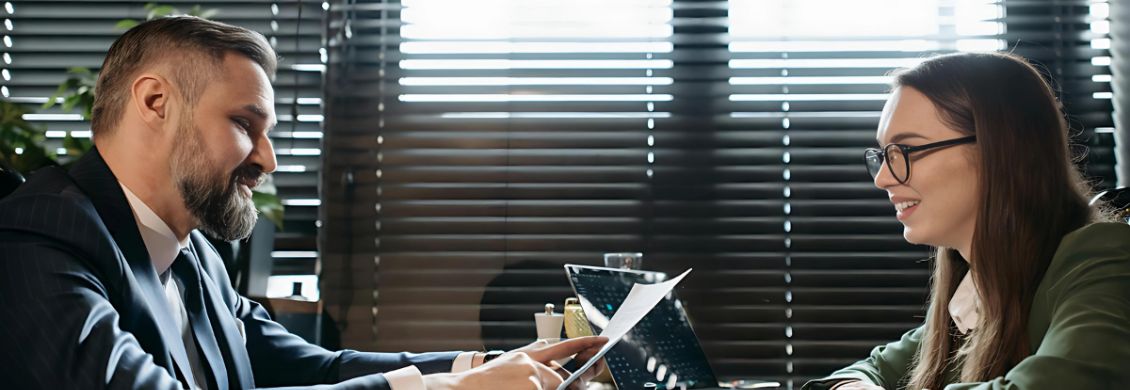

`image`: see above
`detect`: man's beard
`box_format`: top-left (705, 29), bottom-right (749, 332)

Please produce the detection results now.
top-left (170, 118), bottom-right (264, 241)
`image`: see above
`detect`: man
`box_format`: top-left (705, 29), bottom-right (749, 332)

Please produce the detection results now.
top-left (0, 16), bottom-right (604, 389)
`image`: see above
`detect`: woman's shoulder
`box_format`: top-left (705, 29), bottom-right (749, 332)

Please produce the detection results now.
top-left (1043, 222), bottom-right (1130, 290)
top-left (1057, 222), bottom-right (1130, 254)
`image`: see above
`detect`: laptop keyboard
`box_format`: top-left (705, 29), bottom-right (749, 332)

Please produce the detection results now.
top-left (571, 272), bottom-right (718, 389)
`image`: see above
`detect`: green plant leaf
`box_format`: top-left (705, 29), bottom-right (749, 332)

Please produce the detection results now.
top-left (42, 88), bottom-right (65, 110)
top-left (252, 190), bottom-right (285, 229)
top-left (45, 67), bottom-right (96, 120)
top-left (115, 19), bottom-right (140, 30)
top-left (62, 133), bottom-right (93, 157)
top-left (196, 8), bottom-right (219, 19)
top-left (62, 94), bottom-right (81, 111)
top-left (147, 5), bottom-right (178, 20)
top-left (9, 143), bottom-right (53, 173)
top-left (66, 67), bottom-right (92, 77)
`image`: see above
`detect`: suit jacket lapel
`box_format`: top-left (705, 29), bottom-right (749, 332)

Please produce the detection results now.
top-left (188, 234), bottom-right (256, 389)
top-left (67, 149), bottom-right (199, 388)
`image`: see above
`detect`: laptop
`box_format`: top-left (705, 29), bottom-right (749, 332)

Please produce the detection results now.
top-left (563, 264), bottom-right (780, 390)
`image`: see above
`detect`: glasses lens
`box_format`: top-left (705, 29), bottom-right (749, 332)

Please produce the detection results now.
top-left (885, 144), bottom-right (908, 182)
top-left (864, 149), bottom-right (883, 178)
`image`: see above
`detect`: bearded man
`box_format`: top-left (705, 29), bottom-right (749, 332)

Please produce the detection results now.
top-left (0, 16), bottom-right (602, 390)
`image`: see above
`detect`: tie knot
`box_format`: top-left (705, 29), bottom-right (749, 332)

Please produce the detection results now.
top-left (174, 246), bottom-right (198, 275)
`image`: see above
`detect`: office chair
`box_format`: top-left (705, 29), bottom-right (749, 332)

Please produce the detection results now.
top-left (0, 159), bottom-right (25, 199)
top-left (1090, 187), bottom-right (1130, 223)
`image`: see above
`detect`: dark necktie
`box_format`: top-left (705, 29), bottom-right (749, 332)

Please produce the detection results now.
top-left (174, 247), bottom-right (228, 390)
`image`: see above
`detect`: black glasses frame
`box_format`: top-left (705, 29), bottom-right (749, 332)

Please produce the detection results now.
top-left (864, 135), bottom-right (976, 183)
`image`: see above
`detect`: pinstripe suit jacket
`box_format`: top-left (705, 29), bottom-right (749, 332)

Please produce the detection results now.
top-left (0, 149), bottom-right (459, 389)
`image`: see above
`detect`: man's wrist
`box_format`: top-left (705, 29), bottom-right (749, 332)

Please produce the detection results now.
top-left (422, 372), bottom-right (461, 390)
top-left (472, 350), bottom-right (505, 368)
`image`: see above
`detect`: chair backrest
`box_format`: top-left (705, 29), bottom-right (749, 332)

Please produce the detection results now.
top-left (1090, 187), bottom-right (1130, 224)
top-left (0, 160), bottom-right (26, 199)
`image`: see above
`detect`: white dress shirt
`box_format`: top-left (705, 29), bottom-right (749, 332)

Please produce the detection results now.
top-left (949, 272), bottom-right (980, 334)
top-left (120, 184), bottom-right (206, 389)
top-left (119, 183), bottom-right (476, 390)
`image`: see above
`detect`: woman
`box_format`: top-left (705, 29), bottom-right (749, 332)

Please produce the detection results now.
top-left (805, 52), bottom-right (1130, 390)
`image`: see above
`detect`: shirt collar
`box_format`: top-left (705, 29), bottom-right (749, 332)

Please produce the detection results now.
top-left (119, 183), bottom-right (190, 276)
top-left (949, 271), bottom-right (980, 334)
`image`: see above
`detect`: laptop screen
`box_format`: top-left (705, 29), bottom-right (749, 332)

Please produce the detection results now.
top-left (565, 264), bottom-right (719, 389)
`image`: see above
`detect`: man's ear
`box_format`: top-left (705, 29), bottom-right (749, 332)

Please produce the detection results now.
top-left (131, 74), bottom-right (172, 130)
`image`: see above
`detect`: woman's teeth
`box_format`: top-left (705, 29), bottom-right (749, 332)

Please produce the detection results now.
top-left (895, 200), bottom-right (920, 212)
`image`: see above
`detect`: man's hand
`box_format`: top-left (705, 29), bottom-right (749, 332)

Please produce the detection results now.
top-left (511, 336), bottom-right (607, 366)
top-left (424, 352), bottom-right (563, 390)
top-left (423, 337), bottom-right (610, 390)
top-left (510, 336), bottom-right (608, 389)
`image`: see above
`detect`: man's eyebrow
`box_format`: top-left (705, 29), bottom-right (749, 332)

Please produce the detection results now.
top-left (243, 103), bottom-right (278, 131)
top-left (243, 104), bottom-right (269, 120)
top-left (881, 132), bottom-right (930, 145)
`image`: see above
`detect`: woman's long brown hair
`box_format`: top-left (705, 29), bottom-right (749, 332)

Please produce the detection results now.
top-left (895, 52), bottom-right (1095, 390)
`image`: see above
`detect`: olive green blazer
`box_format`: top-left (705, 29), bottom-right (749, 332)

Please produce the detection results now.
top-left (804, 222), bottom-right (1130, 390)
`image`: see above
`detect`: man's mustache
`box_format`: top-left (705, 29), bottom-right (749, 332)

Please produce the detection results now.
top-left (231, 164), bottom-right (266, 189)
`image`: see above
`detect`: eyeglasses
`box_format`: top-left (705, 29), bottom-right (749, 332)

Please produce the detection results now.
top-left (864, 135), bottom-right (976, 184)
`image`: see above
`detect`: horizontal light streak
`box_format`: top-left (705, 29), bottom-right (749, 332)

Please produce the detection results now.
top-left (730, 40), bottom-right (936, 52)
top-left (956, 21), bottom-right (1004, 36)
top-left (274, 165), bottom-right (308, 173)
top-left (400, 25), bottom-right (672, 40)
top-left (23, 113), bottom-right (84, 121)
top-left (400, 41), bottom-right (673, 54)
top-left (439, 111), bottom-right (671, 119)
top-left (956, 39), bottom-right (1007, 52)
top-left (400, 77), bottom-right (673, 86)
top-left (729, 76), bottom-right (892, 85)
top-left (729, 58), bottom-right (926, 69)
top-left (730, 111), bottom-right (880, 118)
top-left (277, 114), bottom-right (325, 122)
top-left (400, 59), bottom-right (673, 70)
top-left (291, 64), bottom-right (326, 72)
top-left (283, 199), bottom-right (321, 206)
top-left (45, 130), bottom-right (92, 138)
top-left (271, 251), bottom-right (319, 258)
top-left (730, 93), bottom-right (888, 101)
top-left (728, 0), bottom-right (939, 38)
top-left (400, 94), bottom-right (673, 102)
top-left (401, 0), bottom-right (672, 7)
top-left (272, 131), bottom-right (323, 139)
top-left (1092, 2), bottom-right (1110, 19)
top-left (276, 148), bottom-right (321, 156)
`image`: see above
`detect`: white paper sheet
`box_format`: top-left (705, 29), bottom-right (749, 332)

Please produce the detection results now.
top-left (557, 269), bottom-right (692, 390)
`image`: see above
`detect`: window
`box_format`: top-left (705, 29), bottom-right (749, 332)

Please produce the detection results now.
top-left (322, 0), bottom-right (1115, 386)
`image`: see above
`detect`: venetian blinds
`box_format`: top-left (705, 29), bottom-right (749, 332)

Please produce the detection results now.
top-left (319, 0), bottom-right (1116, 386)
